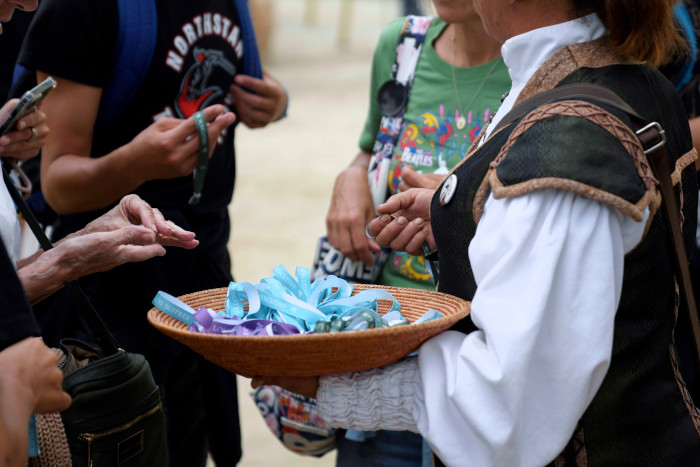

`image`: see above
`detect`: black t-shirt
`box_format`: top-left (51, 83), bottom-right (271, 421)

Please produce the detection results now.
top-left (18, 0), bottom-right (242, 233)
top-left (0, 239), bottom-right (40, 350)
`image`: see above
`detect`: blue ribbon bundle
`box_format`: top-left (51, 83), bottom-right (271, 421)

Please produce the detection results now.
top-left (153, 265), bottom-right (442, 336)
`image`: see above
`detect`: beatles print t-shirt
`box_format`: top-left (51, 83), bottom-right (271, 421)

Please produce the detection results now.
top-left (359, 17), bottom-right (511, 289)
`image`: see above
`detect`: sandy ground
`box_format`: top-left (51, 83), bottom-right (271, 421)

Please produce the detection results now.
top-left (221, 1), bottom-right (425, 466)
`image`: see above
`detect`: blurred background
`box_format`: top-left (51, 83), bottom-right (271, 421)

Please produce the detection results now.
top-left (226, 0), bottom-right (433, 465)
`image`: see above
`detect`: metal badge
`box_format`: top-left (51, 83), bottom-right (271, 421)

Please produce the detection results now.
top-left (439, 174), bottom-right (458, 205)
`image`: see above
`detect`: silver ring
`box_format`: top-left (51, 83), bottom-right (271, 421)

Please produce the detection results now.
top-left (365, 224), bottom-right (376, 240)
top-left (28, 127), bottom-right (38, 142)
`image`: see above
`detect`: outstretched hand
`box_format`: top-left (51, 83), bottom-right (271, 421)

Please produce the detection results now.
top-left (83, 194), bottom-right (199, 249)
top-left (366, 188), bottom-right (435, 256)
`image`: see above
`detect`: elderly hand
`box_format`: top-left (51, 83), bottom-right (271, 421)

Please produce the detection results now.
top-left (250, 375), bottom-right (320, 400)
top-left (0, 99), bottom-right (48, 162)
top-left (367, 189), bottom-right (435, 256)
top-left (83, 194), bottom-right (199, 249)
top-left (326, 155), bottom-right (382, 266)
top-left (230, 71), bottom-right (287, 128)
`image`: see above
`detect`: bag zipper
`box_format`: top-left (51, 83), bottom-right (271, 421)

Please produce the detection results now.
top-left (77, 400), bottom-right (162, 466)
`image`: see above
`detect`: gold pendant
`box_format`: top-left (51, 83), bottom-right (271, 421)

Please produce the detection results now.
top-left (457, 115), bottom-right (466, 130)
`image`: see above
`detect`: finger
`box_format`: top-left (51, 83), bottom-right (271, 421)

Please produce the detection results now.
top-left (205, 112), bottom-right (236, 150)
top-left (15, 108), bottom-right (45, 131)
top-left (233, 74), bottom-right (269, 95)
top-left (120, 195), bottom-right (158, 232)
top-left (377, 191), bottom-right (415, 216)
top-left (375, 216), bottom-right (427, 253)
top-left (231, 84), bottom-right (272, 110)
top-left (251, 376), bottom-right (274, 389)
top-left (170, 104), bottom-right (228, 141)
top-left (155, 231), bottom-right (199, 249)
top-left (350, 224), bottom-right (374, 266)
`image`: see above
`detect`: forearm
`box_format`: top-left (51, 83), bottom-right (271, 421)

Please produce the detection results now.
top-left (0, 381), bottom-right (34, 465)
top-left (17, 247), bottom-right (70, 304)
top-left (42, 146), bottom-right (144, 214)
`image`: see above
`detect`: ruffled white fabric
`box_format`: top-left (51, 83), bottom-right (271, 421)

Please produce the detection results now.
top-left (316, 357), bottom-right (422, 433)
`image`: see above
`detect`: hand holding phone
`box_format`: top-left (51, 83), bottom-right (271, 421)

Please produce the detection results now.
top-left (0, 76), bottom-right (56, 136)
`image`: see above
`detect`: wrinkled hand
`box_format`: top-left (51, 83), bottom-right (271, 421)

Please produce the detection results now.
top-left (0, 338), bottom-right (71, 414)
top-left (230, 71), bottom-right (287, 128)
top-left (326, 162), bottom-right (381, 266)
top-left (83, 194), bottom-right (199, 249)
top-left (128, 105), bottom-right (235, 183)
top-left (397, 165), bottom-right (445, 192)
top-left (0, 99), bottom-right (49, 162)
top-left (251, 375), bottom-right (320, 400)
top-left (366, 189), bottom-right (435, 256)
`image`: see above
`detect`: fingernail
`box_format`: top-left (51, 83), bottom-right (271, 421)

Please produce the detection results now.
top-left (142, 232), bottom-right (156, 243)
top-left (380, 214), bottom-right (392, 224)
top-left (414, 218), bottom-right (424, 226)
top-left (397, 216), bottom-right (408, 226)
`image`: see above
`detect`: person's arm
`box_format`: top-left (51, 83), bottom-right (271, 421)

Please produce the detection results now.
top-left (16, 194), bottom-right (198, 304)
top-left (325, 151), bottom-right (383, 266)
top-left (0, 338), bottom-right (71, 466)
top-left (37, 72), bottom-right (236, 214)
top-left (314, 189), bottom-right (647, 466)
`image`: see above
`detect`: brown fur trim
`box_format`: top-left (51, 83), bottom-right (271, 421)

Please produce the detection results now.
top-left (516, 38), bottom-right (636, 105)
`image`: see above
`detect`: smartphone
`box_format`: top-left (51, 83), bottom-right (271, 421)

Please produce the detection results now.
top-left (0, 76), bottom-right (57, 136)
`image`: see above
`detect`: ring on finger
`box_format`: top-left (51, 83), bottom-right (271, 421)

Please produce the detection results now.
top-left (28, 127), bottom-right (38, 142)
top-left (365, 224), bottom-right (376, 240)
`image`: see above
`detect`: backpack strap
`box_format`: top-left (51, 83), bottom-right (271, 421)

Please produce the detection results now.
top-left (367, 15), bottom-right (433, 209)
top-left (95, 0), bottom-right (158, 129)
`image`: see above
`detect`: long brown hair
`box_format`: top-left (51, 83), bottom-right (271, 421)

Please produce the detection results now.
top-left (572, 0), bottom-right (686, 66)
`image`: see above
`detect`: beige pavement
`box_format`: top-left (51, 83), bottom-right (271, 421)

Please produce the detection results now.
top-left (221, 1), bottom-right (427, 466)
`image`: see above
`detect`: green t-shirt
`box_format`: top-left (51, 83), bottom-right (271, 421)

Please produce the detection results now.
top-left (359, 17), bottom-right (511, 290)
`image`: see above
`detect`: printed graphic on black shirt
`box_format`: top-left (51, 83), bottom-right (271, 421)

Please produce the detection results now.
top-left (155, 12), bottom-right (242, 121)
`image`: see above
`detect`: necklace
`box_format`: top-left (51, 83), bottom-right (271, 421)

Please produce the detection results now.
top-left (450, 34), bottom-right (500, 130)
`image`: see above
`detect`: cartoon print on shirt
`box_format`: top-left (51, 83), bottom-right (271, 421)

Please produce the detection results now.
top-left (175, 47), bottom-right (236, 118)
top-left (153, 12), bottom-right (242, 139)
top-left (387, 106), bottom-right (492, 193)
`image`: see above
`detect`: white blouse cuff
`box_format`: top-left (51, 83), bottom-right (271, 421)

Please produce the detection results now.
top-left (315, 357), bottom-right (423, 433)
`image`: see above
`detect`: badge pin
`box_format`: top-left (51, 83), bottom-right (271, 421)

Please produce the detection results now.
top-left (439, 174), bottom-right (458, 205)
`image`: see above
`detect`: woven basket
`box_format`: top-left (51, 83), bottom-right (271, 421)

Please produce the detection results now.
top-left (147, 284), bottom-right (470, 377)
